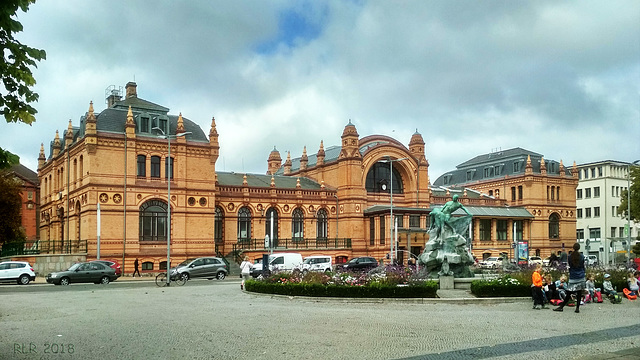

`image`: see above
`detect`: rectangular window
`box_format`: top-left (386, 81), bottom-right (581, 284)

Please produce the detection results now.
top-left (518, 186), bottom-right (523, 200)
top-left (483, 168), bottom-right (491, 178)
top-left (160, 119), bottom-right (168, 134)
top-left (514, 220), bottom-right (523, 241)
top-left (27, 191), bottom-right (33, 200)
top-left (576, 229), bottom-right (584, 240)
top-left (379, 215), bottom-right (385, 245)
top-left (612, 206), bottom-right (616, 217)
top-left (619, 227), bottom-right (625, 238)
top-left (594, 186), bottom-right (600, 198)
top-left (150, 156), bottom-right (161, 178)
top-left (594, 207), bottom-right (600, 217)
top-left (589, 227), bottom-right (601, 239)
top-left (612, 186), bottom-right (615, 197)
top-left (466, 171), bottom-right (473, 181)
top-left (551, 186), bottom-right (555, 200)
top-left (479, 219), bottom-right (491, 241)
top-left (598, 166), bottom-right (603, 177)
top-left (497, 220), bottom-right (507, 240)
top-left (137, 155), bottom-right (146, 177)
top-left (409, 215), bottom-right (420, 228)
top-left (583, 169), bottom-right (588, 179)
top-left (140, 117), bottom-right (149, 132)
top-left (370, 218), bottom-right (375, 246)
top-left (511, 186), bottom-right (516, 201)
top-left (513, 161), bottom-right (520, 172)
top-left (576, 189), bottom-right (582, 199)
top-left (611, 227), bottom-right (617, 237)
top-left (577, 209), bottom-right (582, 218)
top-left (494, 165), bottom-right (501, 176)
top-left (585, 188), bottom-right (591, 198)
top-left (585, 208), bottom-right (591, 218)
top-left (591, 168), bottom-right (596, 178)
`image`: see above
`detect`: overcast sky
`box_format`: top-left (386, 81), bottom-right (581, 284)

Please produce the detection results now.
top-left (2, 1), bottom-right (639, 181)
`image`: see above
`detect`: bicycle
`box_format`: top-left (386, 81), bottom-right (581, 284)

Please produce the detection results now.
top-left (155, 271), bottom-right (187, 287)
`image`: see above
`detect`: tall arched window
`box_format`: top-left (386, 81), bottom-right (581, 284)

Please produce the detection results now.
top-left (150, 156), bottom-right (161, 178)
top-left (316, 208), bottom-right (328, 240)
top-left (214, 206), bottom-right (224, 244)
top-left (137, 155), bottom-right (146, 177)
top-left (237, 207), bottom-right (251, 242)
top-left (365, 162), bottom-right (403, 194)
top-left (139, 199), bottom-right (167, 242)
top-left (292, 208), bottom-right (304, 241)
top-left (549, 213), bottom-right (560, 239)
top-left (265, 207), bottom-right (279, 246)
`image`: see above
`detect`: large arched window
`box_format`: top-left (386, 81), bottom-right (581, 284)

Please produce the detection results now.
top-left (549, 213), bottom-right (560, 239)
top-left (292, 208), bottom-right (304, 241)
top-left (139, 199), bottom-right (167, 242)
top-left (214, 206), bottom-right (224, 244)
top-left (365, 161), bottom-right (403, 194)
top-left (316, 208), bottom-right (328, 240)
top-left (237, 207), bottom-right (251, 241)
top-left (265, 207), bottom-right (279, 246)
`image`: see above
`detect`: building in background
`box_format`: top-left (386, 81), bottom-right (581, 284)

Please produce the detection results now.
top-left (576, 160), bottom-right (638, 265)
top-left (433, 148), bottom-right (579, 261)
top-left (9, 163), bottom-right (40, 241)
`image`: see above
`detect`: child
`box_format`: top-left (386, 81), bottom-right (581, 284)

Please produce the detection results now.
top-left (628, 272), bottom-right (639, 296)
top-left (543, 274), bottom-right (557, 303)
top-left (585, 274), bottom-right (596, 302)
top-left (531, 264), bottom-right (545, 309)
top-left (602, 273), bottom-right (617, 297)
top-left (555, 275), bottom-right (568, 301)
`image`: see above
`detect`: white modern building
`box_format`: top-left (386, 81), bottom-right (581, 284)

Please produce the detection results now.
top-left (576, 160), bottom-right (638, 265)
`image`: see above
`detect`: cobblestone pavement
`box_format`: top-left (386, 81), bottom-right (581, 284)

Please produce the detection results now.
top-left (1, 279), bottom-right (639, 359)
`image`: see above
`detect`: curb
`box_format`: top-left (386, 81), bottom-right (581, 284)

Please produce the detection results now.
top-left (244, 291), bottom-right (531, 304)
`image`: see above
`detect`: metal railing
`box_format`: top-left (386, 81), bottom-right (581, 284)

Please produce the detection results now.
top-left (232, 237), bottom-right (352, 253)
top-left (0, 240), bottom-right (87, 257)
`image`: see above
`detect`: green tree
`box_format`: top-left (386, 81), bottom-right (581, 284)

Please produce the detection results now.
top-left (0, 170), bottom-right (26, 244)
top-left (0, 148), bottom-right (19, 170)
top-left (1, 0), bottom-right (46, 125)
top-left (618, 165), bottom-right (640, 222)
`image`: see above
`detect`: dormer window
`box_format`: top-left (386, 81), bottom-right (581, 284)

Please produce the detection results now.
top-left (140, 116), bottom-right (149, 132)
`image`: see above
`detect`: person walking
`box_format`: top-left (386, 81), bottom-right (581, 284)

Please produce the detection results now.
top-left (554, 242), bottom-right (586, 313)
top-left (239, 256), bottom-right (253, 290)
top-left (133, 258), bottom-right (141, 278)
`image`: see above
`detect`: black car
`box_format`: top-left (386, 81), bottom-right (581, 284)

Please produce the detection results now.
top-left (46, 262), bottom-right (118, 285)
top-left (342, 257), bottom-right (378, 271)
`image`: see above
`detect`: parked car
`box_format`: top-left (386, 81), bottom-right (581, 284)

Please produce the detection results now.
top-left (91, 259), bottom-right (121, 277)
top-left (0, 261), bottom-right (36, 285)
top-left (586, 255), bottom-right (598, 266)
top-left (342, 256), bottom-right (378, 271)
top-left (528, 256), bottom-right (543, 266)
top-left (251, 253), bottom-right (304, 277)
top-left (46, 262), bottom-right (118, 285)
top-left (542, 257), bottom-right (551, 267)
top-left (302, 255), bottom-right (332, 274)
top-left (173, 257), bottom-right (228, 281)
top-left (479, 257), bottom-right (503, 269)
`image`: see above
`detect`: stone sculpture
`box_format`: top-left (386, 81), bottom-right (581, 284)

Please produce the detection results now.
top-left (419, 195), bottom-right (475, 278)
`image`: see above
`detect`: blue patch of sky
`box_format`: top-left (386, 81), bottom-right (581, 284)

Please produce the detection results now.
top-left (255, 4), bottom-right (326, 55)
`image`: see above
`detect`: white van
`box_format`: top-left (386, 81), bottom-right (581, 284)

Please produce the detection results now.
top-left (302, 255), bottom-right (332, 273)
top-left (250, 253), bottom-right (303, 277)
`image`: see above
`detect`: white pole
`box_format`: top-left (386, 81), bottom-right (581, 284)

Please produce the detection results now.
top-left (166, 136), bottom-right (171, 286)
top-left (390, 159), bottom-right (394, 263)
top-left (97, 203), bottom-right (101, 260)
top-left (270, 210), bottom-right (274, 255)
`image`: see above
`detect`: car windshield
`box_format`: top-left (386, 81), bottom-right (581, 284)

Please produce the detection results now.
top-left (303, 258), bottom-right (314, 264)
top-left (178, 259), bottom-right (197, 267)
top-left (347, 258), bottom-right (359, 264)
top-left (67, 263), bottom-right (82, 271)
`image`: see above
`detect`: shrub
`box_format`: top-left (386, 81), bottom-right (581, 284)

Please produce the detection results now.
top-left (470, 275), bottom-right (531, 297)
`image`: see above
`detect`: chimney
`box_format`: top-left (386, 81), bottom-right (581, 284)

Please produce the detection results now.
top-left (125, 82), bottom-right (137, 98)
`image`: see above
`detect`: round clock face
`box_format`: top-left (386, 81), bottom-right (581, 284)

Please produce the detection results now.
top-left (381, 184), bottom-right (387, 191)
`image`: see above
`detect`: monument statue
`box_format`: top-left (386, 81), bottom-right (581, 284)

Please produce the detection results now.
top-left (419, 195), bottom-right (475, 278)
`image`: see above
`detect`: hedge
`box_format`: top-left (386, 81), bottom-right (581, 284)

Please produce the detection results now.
top-left (245, 280), bottom-right (438, 298)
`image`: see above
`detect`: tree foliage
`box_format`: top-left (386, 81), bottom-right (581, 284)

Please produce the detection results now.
top-left (0, 170), bottom-right (26, 244)
top-left (618, 165), bottom-right (640, 223)
top-left (1, 0), bottom-right (46, 125)
top-left (0, 148), bottom-right (19, 170)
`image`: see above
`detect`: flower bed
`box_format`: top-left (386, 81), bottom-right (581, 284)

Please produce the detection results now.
top-left (245, 266), bottom-right (438, 298)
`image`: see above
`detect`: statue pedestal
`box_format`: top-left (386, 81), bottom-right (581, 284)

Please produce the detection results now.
top-left (439, 275), bottom-right (455, 290)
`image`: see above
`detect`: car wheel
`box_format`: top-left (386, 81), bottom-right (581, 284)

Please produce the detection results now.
top-left (216, 271), bottom-right (226, 280)
top-left (18, 275), bottom-right (31, 285)
top-left (180, 273), bottom-right (189, 282)
top-left (100, 276), bottom-right (110, 285)
top-left (60, 277), bottom-right (70, 286)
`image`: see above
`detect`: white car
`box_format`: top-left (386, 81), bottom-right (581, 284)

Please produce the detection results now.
top-left (302, 256), bottom-right (332, 273)
top-left (479, 257), bottom-right (503, 269)
top-left (528, 256), bottom-right (543, 266)
top-left (0, 261), bottom-right (36, 285)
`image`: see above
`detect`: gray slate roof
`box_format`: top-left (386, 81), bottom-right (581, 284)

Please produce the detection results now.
top-left (217, 172), bottom-right (326, 190)
top-left (433, 147), bottom-right (572, 186)
top-left (10, 163), bottom-right (39, 185)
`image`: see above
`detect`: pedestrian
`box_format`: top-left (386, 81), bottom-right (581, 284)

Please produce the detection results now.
top-left (531, 263), bottom-right (546, 309)
top-left (239, 256), bottom-right (253, 290)
top-left (553, 242), bottom-right (586, 313)
top-left (133, 258), bottom-right (141, 277)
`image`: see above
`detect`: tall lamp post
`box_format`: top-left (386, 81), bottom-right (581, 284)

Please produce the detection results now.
top-left (153, 127), bottom-right (191, 286)
top-left (627, 160), bottom-right (640, 263)
top-left (385, 156), bottom-right (408, 263)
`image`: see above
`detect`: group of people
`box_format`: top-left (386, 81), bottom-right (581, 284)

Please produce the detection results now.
top-left (532, 242), bottom-right (640, 312)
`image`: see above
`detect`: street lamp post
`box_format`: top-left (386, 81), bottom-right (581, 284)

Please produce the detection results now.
top-left (152, 127), bottom-right (191, 286)
top-left (386, 156), bottom-right (408, 263)
top-left (627, 160), bottom-right (640, 264)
